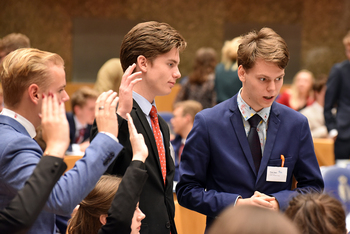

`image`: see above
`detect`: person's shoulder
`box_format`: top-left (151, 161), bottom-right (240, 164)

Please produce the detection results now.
top-left (332, 60), bottom-right (350, 69)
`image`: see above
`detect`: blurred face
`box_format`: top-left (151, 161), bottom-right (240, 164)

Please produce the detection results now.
top-left (75, 98), bottom-right (96, 125)
top-left (295, 71), bottom-right (313, 95)
top-left (170, 106), bottom-right (189, 136)
top-left (143, 47), bottom-right (181, 101)
top-left (345, 44), bottom-right (350, 61)
top-left (131, 203), bottom-right (145, 234)
top-left (238, 59), bottom-right (284, 112)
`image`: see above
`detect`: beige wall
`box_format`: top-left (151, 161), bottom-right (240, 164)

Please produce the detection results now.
top-left (1, 0), bottom-right (349, 82)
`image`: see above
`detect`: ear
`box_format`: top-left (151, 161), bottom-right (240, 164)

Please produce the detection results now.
top-left (137, 55), bottom-right (148, 73)
top-left (184, 113), bottom-right (192, 123)
top-left (28, 84), bottom-right (40, 104)
top-left (237, 65), bottom-right (246, 83)
top-left (73, 105), bottom-right (80, 115)
top-left (99, 214), bottom-right (108, 225)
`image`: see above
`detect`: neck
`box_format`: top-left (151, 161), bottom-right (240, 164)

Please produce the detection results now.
top-left (134, 83), bottom-right (155, 103)
top-left (180, 124), bottom-right (193, 139)
top-left (10, 102), bottom-right (39, 128)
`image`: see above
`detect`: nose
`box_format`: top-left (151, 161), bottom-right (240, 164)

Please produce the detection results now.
top-left (138, 208), bottom-right (146, 221)
top-left (61, 90), bottom-right (70, 103)
top-left (173, 67), bottom-right (181, 79)
top-left (267, 80), bottom-right (275, 92)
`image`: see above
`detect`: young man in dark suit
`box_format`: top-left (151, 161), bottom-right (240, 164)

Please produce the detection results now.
top-left (91, 21), bottom-right (187, 234)
top-left (324, 30), bottom-right (350, 161)
top-left (176, 27), bottom-right (324, 231)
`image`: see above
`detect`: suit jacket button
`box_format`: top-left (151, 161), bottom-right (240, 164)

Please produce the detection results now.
top-left (165, 221), bottom-right (170, 229)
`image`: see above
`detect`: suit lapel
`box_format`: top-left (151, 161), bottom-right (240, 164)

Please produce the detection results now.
top-left (256, 103), bottom-right (281, 182)
top-left (229, 96), bottom-right (257, 175)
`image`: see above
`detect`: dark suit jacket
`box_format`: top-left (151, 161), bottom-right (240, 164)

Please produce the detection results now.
top-left (324, 60), bottom-right (350, 140)
top-left (91, 100), bottom-right (176, 234)
top-left (0, 156), bottom-right (67, 234)
top-left (176, 95), bottom-right (324, 229)
top-left (66, 112), bottom-right (92, 151)
top-left (98, 160), bottom-right (148, 234)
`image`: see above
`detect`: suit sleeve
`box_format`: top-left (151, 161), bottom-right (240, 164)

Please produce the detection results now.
top-left (98, 160), bottom-right (148, 234)
top-left (0, 156), bottom-right (67, 234)
top-left (324, 64), bottom-right (341, 132)
top-left (176, 113), bottom-right (238, 218)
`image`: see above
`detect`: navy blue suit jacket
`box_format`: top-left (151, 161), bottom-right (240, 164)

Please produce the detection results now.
top-left (324, 60), bottom-right (350, 140)
top-left (176, 95), bottom-right (324, 228)
top-left (66, 112), bottom-right (92, 151)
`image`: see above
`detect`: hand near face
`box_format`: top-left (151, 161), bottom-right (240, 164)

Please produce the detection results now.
top-left (127, 113), bottom-right (148, 163)
top-left (41, 92), bottom-right (69, 158)
top-left (117, 63), bottom-right (142, 119)
top-left (95, 90), bottom-right (119, 138)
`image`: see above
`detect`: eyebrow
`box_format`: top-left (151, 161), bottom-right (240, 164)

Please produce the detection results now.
top-left (168, 59), bottom-right (179, 65)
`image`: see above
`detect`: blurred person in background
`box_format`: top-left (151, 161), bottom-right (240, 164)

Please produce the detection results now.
top-left (94, 58), bottom-right (123, 95)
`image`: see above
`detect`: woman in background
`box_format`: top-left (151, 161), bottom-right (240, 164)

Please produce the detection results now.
top-left (277, 69), bottom-right (315, 111)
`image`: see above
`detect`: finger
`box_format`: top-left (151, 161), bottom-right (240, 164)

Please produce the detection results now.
top-left (47, 92), bottom-right (53, 121)
top-left (110, 96), bottom-right (119, 114)
top-left (130, 77), bottom-right (143, 86)
top-left (104, 91), bottom-right (118, 113)
top-left (95, 92), bottom-right (104, 115)
top-left (97, 90), bottom-right (113, 114)
top-left (122, 63), bottom-right (137, 82)
top-left (41, 93), bottom-right (47, 120)
top-left (52, 93), bottom-right (59, 120)
top-left (127, 113), bottom-right (138, 136)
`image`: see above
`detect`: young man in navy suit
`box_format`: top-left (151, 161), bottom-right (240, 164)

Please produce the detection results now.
top-left (176, 27), bottom-right (324, 230)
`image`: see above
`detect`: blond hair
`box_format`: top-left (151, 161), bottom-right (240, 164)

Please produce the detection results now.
top-left (0, 48), bottom-right (64, 108)
top-left (221, 37), bottom-right (241, 70)
top-left (94, 58), bottom-right (123, 94)
top-left (173, 100), bottom-right (203, 121)
top-left (238, 27), bottom-right (290, 70)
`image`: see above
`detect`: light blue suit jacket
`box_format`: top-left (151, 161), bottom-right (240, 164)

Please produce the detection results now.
top-left (0, 116), bottom-right (123, 234)
top-left (176, 95), bottom-right (324, 228)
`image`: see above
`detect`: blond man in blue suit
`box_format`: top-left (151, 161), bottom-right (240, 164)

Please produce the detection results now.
top-left (176, 28), bottom-right (324, 230)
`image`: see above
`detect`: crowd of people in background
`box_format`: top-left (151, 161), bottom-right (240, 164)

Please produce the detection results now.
top-left (1, 23), bottom-right (350, 234)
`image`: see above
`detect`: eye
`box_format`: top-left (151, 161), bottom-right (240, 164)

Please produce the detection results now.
top-left (168, 63), bottom-right (174, 67)
top-left (276, 77), bottom-right (282, 81)
top-left (259, 78), bottom-right (266, 81)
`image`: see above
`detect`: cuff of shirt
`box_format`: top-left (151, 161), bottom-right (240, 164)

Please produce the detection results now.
top-left (234, 195), bottom-right (242, 206)
top-left (71, 143), bottom-right (81, 152)
top-left (100, 132), bottom-right (119, 143)
top-left (329, 129), bottom-right (338, 138)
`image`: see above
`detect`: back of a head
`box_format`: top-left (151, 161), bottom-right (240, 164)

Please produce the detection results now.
top-left (221, 36), bottom-right (241, 70)
top-left (94, 58), bottom-right (123, 94)
top-left (0, 48), bottom-right (64, 109)
top-left (343, 30), bottom-right (350, 46)
top-left (313, 74), bottom-right (327, 93)
top-left (68, 175), bottom-right (122, 234)
top-left (285, 193), bottom-right (347, 234)
top-left (207, 205), bottom-right (300, 234)
top-left (237, 27), bottom-right (290, 71)
top-left (189, 47), bottom-right (217, 84)
top-left (1, 33), bottom-right (31, 54)
top-left (71, 86), bottom-right (99, 113)
top-left (120, 21), bottom-right (187, 71)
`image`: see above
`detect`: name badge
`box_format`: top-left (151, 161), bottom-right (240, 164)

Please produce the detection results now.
top-left (266, 166), bottom-right (288, 182)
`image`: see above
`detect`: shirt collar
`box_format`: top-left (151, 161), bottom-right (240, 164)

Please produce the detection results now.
top-left (133, 91), bottom-right (156, 115)
top-left (1, 108), bottom-right (36, 138)
top-left (237, 90), bottom-right (270, 122)
top-left (73, 114), bottom-right (86, 130)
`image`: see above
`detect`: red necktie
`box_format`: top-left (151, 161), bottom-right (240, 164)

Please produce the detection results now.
top-left (178, 143), bottom-right (184, 161)
top-left (75, 128), bottom-right (85, 144)
top-left (149, 106), bottom-right (167, 184)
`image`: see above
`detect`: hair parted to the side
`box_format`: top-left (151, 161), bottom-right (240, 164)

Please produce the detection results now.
top-left (0, 48), bottom-right (64, 108)
top-left (120, 21), bottom-right (187, 72)
top-left (71, 86), bottom-right (98, 114)
top-left (67, 175), bottom-right (122, 234)
top-left (237, 27), bottom-right (290, 70)
top-left (285, 193), bottom-right (347, 234)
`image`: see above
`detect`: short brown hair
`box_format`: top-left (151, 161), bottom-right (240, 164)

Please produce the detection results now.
top-left (237, 27), bottom-right (290, 70)
top-left (173, 100), bottom-right (202, 121)
top-left (1, 33), bottom-right (30, 55)
top-left (120, 21), bottom-right (187, 71)
top-left (71, 86), bottom-right (98, 114)
top-left (343, 30), bottom-right (350, 46)
top-left (189, 47), bottom-right (217, 84)
top-left (68, 175), bottom-right (122, 234)
top-left (285, 193), bottom-right (347, 234)
top-left (313, 74), bottom-right (327, 93)
top-left (0, 48), bottom-right (64, 108)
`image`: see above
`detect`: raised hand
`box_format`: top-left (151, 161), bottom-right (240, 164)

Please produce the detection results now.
top-left (95, 90), bottom-right (119, 138)
top-left (117, 63), bottom-right (142, 119)
top-left (127, 113), bottom-right (148, 162)
top-left (41, 92), bottom-right (69, 158)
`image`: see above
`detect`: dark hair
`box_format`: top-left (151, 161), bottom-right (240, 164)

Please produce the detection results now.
top-left (237, 27), bottom-right (290, 70)
top-left (313, 74), bottom-right (327, 93)
top-left (188, 47), bottom-right (217, 84)
top-left (120, 21), bottom-right (187, 71)
top-left (285, 193), bottom-right (347, 234)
